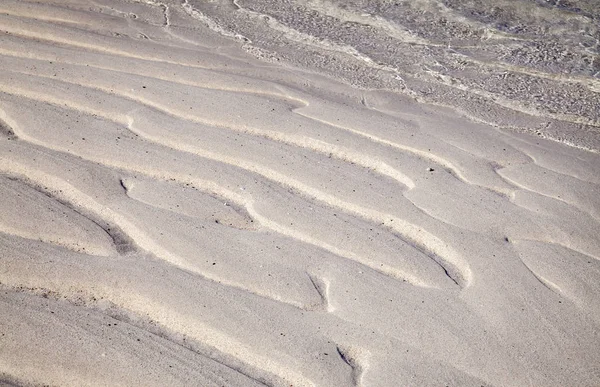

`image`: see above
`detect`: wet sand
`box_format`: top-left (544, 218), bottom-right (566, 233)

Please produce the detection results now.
top-left (0, 1), bottom-right (599, 386)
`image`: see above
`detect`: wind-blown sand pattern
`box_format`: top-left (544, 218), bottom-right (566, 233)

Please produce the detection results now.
top-left (0, 0), bottom-right (599, 386)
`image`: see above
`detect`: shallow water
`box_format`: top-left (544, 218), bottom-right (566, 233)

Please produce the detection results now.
top-left (188, 0), bottom-right (600, 151)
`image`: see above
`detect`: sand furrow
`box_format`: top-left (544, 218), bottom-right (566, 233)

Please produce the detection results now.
top-left (1, 1), bottom-right (599, 385)
top-left (2, 126), bottom-right (456, 303)
top-left (2, 130), bottom-right (450, 290)
top-left (123, 120), bottom-right (467, 285)
top-left (0, 175), bottom-right (120, 256)
top-left (0, 67), bottom-right (415, 190)
top-left (0, 41), bottom-right (306, 107)
top-left (0, 159), bottom-right (323, 309)
top-left (514, 240), bottom-right (600, 323)
top-left (0, 233), bottom-right (359, 387)
top-left (123, 119), bottom-right (470, 286)
top-left (498, 164), bottom-right (600, 222)
top-left (0, 35), bottom-right (535, 199)
top-left (0, 76), bottom-right (466, 288)
top-left (0, 15), bottom-right (240, 70)
top-left (0, 285), bottom-right (275, 387)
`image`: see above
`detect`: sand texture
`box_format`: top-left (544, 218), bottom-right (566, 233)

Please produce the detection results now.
top-left (0, 0), bottom-right (599, 386)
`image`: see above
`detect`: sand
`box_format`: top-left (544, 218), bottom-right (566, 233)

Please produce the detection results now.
top-left (0, 0), bottom-right (599, 386)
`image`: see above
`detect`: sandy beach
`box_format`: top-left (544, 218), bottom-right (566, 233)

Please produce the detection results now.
top-left (0, 0), bottom-right (599, 386)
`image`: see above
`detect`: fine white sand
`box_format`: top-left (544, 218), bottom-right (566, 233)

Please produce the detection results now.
top-left (0, 1), bottom-right (599, 386)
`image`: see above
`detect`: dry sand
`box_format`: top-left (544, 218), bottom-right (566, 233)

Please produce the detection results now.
top-left (0, 0), bottom-right (599, 386)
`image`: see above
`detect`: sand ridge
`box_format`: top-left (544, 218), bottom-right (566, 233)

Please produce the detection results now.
top-left (0, 1), bottom-right (599, 386)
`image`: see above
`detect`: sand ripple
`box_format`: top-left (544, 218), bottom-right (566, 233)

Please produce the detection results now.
top-left (0, 1), bottom-right (599, 386)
